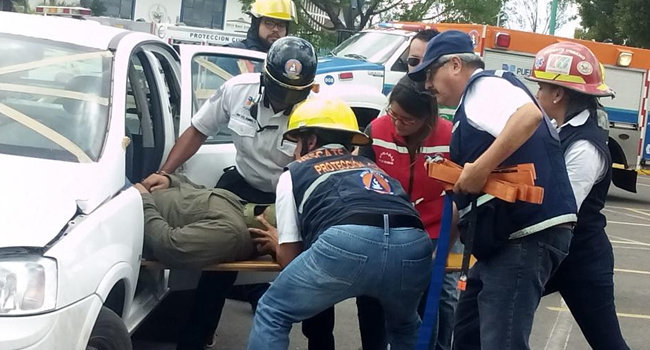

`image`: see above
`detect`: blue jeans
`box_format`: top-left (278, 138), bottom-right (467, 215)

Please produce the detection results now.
top-left (247, 224), bottom-right (433, 350)
top-left (434, 240), bottom-right (462, 350)
top-left (453, 225), bottom-right (572, 350)
top-left (358, 238), bottom-right (462, 350)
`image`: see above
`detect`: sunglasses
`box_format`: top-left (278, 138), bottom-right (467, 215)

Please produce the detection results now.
top-left (425, 57), bottom-right (452, 80)
top-left (407, 57), bottom-right (421, 67)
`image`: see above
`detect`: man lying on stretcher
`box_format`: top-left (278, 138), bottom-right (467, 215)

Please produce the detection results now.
top-left (133, 172), bottom-right (277, 269)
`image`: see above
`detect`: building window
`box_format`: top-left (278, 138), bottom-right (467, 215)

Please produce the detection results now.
top-left (181, 0), bottom-right (226, 29)
top-left (102, 0), bottom-right (134, 19)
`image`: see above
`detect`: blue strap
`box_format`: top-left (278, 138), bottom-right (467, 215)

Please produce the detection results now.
top-left (416, 195), bottom-right (453, 350)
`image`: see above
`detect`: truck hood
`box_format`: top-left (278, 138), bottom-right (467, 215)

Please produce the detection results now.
top-left (317, 56), bottom-right (384, 74)
top-left (0, 155), bottom-right (110, 249)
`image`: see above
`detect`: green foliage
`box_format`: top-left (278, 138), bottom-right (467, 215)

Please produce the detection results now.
top-left (575, 0), bottom-right (650, 48)
top-left (238, 0), bottom-right (506, 52)
top-left (441, 0), bottom-right (504, 24)
top-left (615, 0), bottom-right (650, 48)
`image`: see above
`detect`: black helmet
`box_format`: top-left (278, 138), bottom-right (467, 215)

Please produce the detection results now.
top-left (263, 36), bottom-right (317, 107)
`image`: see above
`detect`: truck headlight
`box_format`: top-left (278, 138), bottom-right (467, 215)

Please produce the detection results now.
top-left (0, 257), bottom-right (57, 315)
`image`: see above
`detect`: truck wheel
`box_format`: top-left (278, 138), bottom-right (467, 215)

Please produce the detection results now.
top-left (86, 306), bottom-right (133, 350)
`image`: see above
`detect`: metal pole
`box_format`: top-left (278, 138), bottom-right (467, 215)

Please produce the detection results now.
top-left (549, 0), bottom-right (559, 35)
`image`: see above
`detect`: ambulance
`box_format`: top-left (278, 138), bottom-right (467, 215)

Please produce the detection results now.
top-left (319, 22), bottom-right (650, 192)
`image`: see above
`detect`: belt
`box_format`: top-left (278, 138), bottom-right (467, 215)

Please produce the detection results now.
top-left (557, 223), bottom-right (575, 230)
top-left (338, 214), bottom-right (424, 230)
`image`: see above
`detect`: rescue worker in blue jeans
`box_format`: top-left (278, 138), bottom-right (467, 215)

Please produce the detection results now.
top-left (409, 30), bottom-right (578, 350)
top-left (246, 97), bottom-right (433, 350)
top-left (528, 42), bottom-right (630, 350)
top-left (151, 36), bottom-right (317, 350)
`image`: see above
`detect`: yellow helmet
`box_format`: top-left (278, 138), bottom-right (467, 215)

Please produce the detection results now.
top-left (284, 98), bottom-right (371, 146)
top-left (250, 0), bottom-right (297, 23)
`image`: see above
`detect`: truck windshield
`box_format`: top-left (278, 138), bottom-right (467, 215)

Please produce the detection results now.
top-left (0, 34), bottom-right (112, 162)
top-left (331, 31), bottom-right (407, 64)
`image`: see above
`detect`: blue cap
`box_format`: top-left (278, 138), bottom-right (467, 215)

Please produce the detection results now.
top-left (408, 30), bottom-right (475, 82)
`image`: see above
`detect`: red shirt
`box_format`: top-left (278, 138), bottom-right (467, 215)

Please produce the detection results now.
top-left (368, 115), bottom-right (452, 238)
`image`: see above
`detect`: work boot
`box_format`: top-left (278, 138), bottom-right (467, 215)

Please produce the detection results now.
top-left (243, 203), bottom-right (276, 230)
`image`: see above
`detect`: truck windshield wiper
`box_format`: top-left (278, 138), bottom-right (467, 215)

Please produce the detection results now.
top-left (343, 53), bottom-right (367, 60)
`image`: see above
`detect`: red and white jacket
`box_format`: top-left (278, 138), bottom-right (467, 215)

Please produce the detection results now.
top-left (368, 115), bottom-right (452, 238)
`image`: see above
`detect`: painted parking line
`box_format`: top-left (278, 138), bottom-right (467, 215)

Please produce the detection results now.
top-left (544, 298), bottom-right (572, 350)
top-left (614, 268), bottom-right (650, 275)
top-left (606, 205), bottom-right (650, 215)
top-left (609, 236), bottom-right (650, 247)
top-left (612, 246), bottom-right (650, 251)
top-left (608, 221), bottom-right (650, 227)
top-left (610, 235), bottom-right (650, 250)
top-left (546, 307), bottom-right (650, 320)
top-left (603, 209), bottom-right (650, 222)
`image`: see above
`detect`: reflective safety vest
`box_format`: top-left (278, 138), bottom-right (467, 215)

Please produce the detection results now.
top-left (287, 146), bottom-right (420, 248)
top-left (450, 70), bottom-right (577, 238)
top-left (370, 115), bottom-right (453, 238)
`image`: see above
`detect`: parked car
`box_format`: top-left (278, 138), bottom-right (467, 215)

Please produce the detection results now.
top-left (0, 11), bottom-right (386, 350)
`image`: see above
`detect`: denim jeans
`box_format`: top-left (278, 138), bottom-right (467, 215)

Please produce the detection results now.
top-left (247, 223), bottom-right (433, 350)
top-left (357, 239), bottom-right (462, 350)
top-left (433, 240), bottom-right (462, 350)
top-left (453, 225), bottom-right (572, 350)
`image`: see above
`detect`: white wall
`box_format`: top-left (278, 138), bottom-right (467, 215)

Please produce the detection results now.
top-left (224, 0), bottom-right (250, 33)
top-left (133, 0), bottom-right (180, 23)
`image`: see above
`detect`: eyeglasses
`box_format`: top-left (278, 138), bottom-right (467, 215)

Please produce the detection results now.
top-left (262, 18), bottom-right (287, 31)
top-left (426, 57), bottom-right (451, 81)
top-left (387, 106), bottom-right (418, 126)
top-left (407, 57), bottom-right (421, 67)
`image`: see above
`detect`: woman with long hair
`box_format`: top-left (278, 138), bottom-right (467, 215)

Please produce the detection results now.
top-left (357, 74), bottom-right (454, 349)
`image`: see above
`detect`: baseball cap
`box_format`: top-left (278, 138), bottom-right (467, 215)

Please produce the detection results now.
top-left (408, 30), bottom-right (475, 82)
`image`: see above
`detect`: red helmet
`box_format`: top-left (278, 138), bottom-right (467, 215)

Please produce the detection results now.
top-left (526, 42), bottom-right (615, 97)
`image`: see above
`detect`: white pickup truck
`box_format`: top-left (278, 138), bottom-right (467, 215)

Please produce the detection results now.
top-left (0, 12), bottom-right (386, 350)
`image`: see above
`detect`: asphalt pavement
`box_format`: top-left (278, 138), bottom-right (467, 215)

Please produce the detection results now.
top-left (134, 174), bottom-right (650, 350)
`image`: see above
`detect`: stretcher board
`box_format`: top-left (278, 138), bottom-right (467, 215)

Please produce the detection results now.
top-left (141, 253), bottom-right (474, 272)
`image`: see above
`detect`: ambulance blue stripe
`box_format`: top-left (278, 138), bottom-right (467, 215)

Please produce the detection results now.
top-left (316, 57), bottom-right (384, 74)
top-left (382, 84), bottom-right (395, 95)
top-left (605, 107), bottom-right (638, 124)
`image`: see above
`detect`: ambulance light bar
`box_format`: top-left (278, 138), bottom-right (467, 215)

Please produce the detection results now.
top-left (377, 22), bottom-right (437, 32)
top-left (35, 6), bottom-right (92, 17)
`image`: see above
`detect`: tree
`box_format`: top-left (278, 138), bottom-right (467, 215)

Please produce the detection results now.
top-left (612, 0), bottom-right (650, 48)
top-left (390, 0), bottom-right (504, 24)
top-left (240, 0), bottom-right (509, 51)
top-left (575, 0), bottom-right (650, 48)
top-left (2, 0), bottom-right (29, 12)
top-left (503, 0), bottom-right (576, 34)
